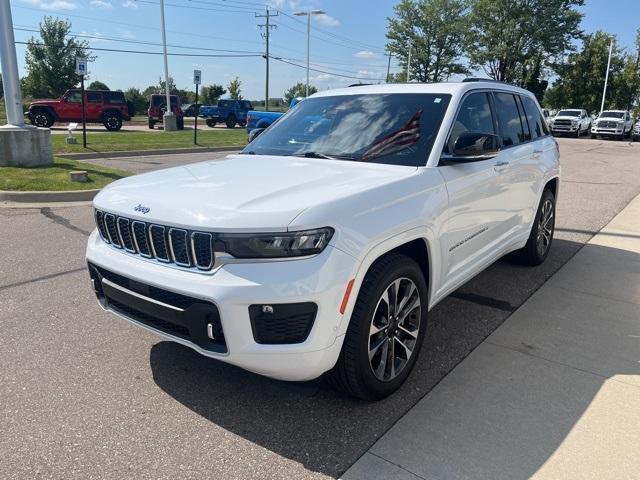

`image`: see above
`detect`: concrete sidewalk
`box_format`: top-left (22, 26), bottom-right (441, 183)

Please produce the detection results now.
top-left (343, 193), bottom-right (640, 480)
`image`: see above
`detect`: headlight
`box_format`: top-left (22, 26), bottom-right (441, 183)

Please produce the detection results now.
top-left (217, 227), bottom-right (334, 258)
top-left (571, 119), bottom-right (578, 125)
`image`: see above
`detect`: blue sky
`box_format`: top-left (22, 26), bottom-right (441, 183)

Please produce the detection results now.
top-left (7, 0), bottom-right (640, 100)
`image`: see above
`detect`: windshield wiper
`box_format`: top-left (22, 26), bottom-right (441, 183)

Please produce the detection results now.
top-left (291, 151), bottom-right (337, 160)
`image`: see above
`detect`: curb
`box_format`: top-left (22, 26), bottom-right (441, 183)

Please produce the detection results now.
top-left (57, 145), bottom-right (241, 161)
top-left (0, 189), bottom-right (99, 203)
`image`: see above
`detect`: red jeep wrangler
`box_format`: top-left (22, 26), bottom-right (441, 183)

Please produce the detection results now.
top-left (147, 94), bottom-right (184, 130)
top-left (26, 89), bottom-right (132, 131)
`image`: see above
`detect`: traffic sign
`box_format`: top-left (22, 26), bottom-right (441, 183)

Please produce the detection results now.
top-left (193, 69), bottom-right (202, 85)
top-left (75, 57), bottom-right (88, 76)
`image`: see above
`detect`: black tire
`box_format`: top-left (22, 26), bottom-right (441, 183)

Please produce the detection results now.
top-left (225, 114), bottom-right (237, 129)
top-left (515, 188), bottom-right (556, 266)
top-left (126, 100), bottom-right (135, 118)
top-left (591, 133), bottom-right (597, 139)
top-left (103, 111), bottom-right (122, 131)
top-left (176, 117), bottom-right (184, 130)
top-left (326, 253), bottom-right (428, 401)
top-left (148, 117), bottom-right (155, 129)
top-left (206, 118), bottom-right (216, 128)
top-left (239, 121), bottom-right (247, 128)
top-left (31, 109), bottom-right (54, 128)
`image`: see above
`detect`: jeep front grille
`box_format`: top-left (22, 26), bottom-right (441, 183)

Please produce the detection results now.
top-left (94, 209), bottom-right (215, 271)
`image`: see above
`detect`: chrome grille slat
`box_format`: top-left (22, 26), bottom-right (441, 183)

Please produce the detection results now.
top-left (149, 225), bottom-right (170, 262)
top-left (191, 232), bottom-right (214, 270)
top-left (94, 210), bottom-right (214, 271)
top-left (132, 221), bottom-right (152, 258)
top-left (168, 228), bottom-right (191, 267)
top-left (117, 217), bottom-right (136, 253)
top-left (104, 213), bottom-right (122, 248)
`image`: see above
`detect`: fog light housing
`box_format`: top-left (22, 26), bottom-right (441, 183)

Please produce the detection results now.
top-left (249, 303), bottom-right (318, 344)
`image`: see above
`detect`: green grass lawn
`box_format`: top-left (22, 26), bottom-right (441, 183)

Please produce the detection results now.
top-left (53, 128), bottom-right (247, 154)
top-left (0, 157), bottom-right (131, 191)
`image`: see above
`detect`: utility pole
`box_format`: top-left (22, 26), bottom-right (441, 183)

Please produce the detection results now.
top-left (256, 8), bottom-right (278, 111)
top-left (386, 52), bottom-right (393, 83)
top-left (159, 0), bottom-right (176, 131)
top-left (600, 38), bottom-right (613, 114)
top-left (406, 44), bottom-right (412, 82)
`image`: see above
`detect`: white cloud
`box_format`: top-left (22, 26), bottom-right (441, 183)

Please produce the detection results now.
top-left (354, 50), bottom-right (377, 59)
top-left (81, 30), bottom-right (106, 42)
top-left (122, 0), bottom-right (138, 8)
top-left (116, 28), bottom-right (136, 39)
top-left (20, 0), bottom-right (77, 10)
top-left (90, 0), bottom-right (112, 7)
top-left (315, 13), bottom-right (339, 27)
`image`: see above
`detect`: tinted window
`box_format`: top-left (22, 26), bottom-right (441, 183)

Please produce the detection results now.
top-left (494, 93), bottom-right (525, 146)
top-left (104, 91), bottom-right (125, 104)
top-left (243, 93), bottom-right (451, 167)
top-left (87, 92), bottom-right (102, 103)
top-left (219, 100), bottom-right (230, 108)
top-left (516, 96), bottom-right (531, 141)
top-left (601, 111), bottom-right (625, 119)
top-left (557, 110), bottom-right (581, 117)
top-left (66, 91), bottom-right (82, 103)
top-left (521, 96), bottom-right (546, 139)
top-left (446, 92), bottom-right (495, 153)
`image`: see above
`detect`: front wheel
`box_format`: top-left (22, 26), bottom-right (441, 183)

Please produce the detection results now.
top-left (327, 253), bottom-right (428, 400)
top-left (31, 110), bottom-right (54, 128)
top-left (225, 115), bottom-right (237, 129)
top-left (515, 189), bottom-right (556, 266)
top-left (206, 118), bottom-right (216, 128)
top-left (176, 117), bottom-right (184, 130)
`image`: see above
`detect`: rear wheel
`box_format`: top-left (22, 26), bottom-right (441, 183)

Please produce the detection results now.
top-left (327, 253), bottom-right (427, 400)
top-left (148, 117), bottom-right (155, 129)
top-left (176, 117), bottom-right (184, 130)
top-left (226, 114), bottom-right (237, 129)
top-left (515, 189), bottom-right (556, 266)
top-left (31, 110), bottom-right (53, 128)
top-left (103, 111), bottom-right (122, 131)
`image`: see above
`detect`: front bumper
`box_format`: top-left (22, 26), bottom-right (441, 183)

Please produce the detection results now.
top-left (591, 126), bottom-right (624, 136)
top-left (86, 230), bottom-right (356, 381)
top-left (551, 125), bottom-right (579, 133)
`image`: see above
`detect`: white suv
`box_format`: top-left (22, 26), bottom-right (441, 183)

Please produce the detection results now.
top-left (87, 81), bottom-right (560, 400)
top-left (591, 110), bottom-right (633, 139)
top-left (549, 108), bottom-right (591, 137)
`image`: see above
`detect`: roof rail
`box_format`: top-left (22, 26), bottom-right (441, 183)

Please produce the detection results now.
top-left (462, 77), bottom-right (509, 84)
top-left (348, 83), bottom-right (372, 87)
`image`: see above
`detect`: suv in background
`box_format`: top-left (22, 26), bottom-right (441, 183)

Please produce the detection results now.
top-left (591, 110), bottom-right (633, 139)
top-left (147, 94), bottom-right (184, 130)
top-left (87, 81), bottom-right (559, 400)
top-left (199, 99), bottom-right (253, 128)
top-left (549, 108), bottom-right (591, 137)
top-left (26, 89), bottom-right (132, 131)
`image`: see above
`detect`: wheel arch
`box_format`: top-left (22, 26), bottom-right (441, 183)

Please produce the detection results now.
top-left (101, 108), bottom-right (122, 121)
top-left (29, 105), bottom-right (57, 121)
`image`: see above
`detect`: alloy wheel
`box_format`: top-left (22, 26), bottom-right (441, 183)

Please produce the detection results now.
top-left (536, 199), bottom-right (554, 256)
top-left (368, 277), bottom-right (421, 382)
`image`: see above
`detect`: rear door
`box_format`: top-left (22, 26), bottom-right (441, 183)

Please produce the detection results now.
top-left (85, 91), bottom-right (103, 121)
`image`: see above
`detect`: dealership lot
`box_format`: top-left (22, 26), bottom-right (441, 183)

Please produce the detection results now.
top-left (1, 138), bottom-right (639, 479)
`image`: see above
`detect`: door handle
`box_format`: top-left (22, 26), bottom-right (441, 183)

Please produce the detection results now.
top-left (533, 149), bottom-right (544, 158)
top-left (494, 160), bottom-right (509, 172)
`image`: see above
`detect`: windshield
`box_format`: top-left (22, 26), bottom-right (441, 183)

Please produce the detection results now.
top-left (600, 111), bottom-right (625, 118)
top-left (557, 110), bottom-right (581, 117)
top-left (242, 93), bottom-right (452, 166)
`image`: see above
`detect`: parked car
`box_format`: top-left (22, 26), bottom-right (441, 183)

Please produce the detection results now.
top-left (548, 108), bottom-right (592, 137)
top-left (87, 80), bottom-right (559, 400)
top-left (199, 99), bottom-right (253, 128)
top-left (181, 103), bottom-right (202, 117)
top-left (147, 94), bottom-right (184, 130)
top-left (26, 89), bottom-right (132, 131)
top-left (246, 97), bottom-right (303, 136)
top-left (591, 110), bottom-right (633, 139)
top-left (632, 121), bottom-right (640, 141)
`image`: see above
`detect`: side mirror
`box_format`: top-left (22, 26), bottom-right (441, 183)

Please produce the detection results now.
top-left (447, 132), bottom-right (499, 161)
top-left (248, 128), bottom-right (265, 143)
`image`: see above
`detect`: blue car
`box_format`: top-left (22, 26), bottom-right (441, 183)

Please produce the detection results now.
top-left (246, 97), bottom-right (303, 136)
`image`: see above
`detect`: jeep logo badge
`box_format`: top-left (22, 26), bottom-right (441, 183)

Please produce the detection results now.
top-left (134, 204), bottom-right (150, 214)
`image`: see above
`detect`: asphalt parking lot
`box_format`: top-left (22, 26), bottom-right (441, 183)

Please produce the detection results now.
top-left (1, 138), bottom-right (639, 479)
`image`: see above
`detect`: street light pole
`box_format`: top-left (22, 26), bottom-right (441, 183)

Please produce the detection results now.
top-left (600, 38), bottom-right (614, 114)
top-left (0, 0), bottom-right (25, 127)
top-left (159, 0), bottom-right (176, 131)
top-left (294, 10), bottom-right (325, 97)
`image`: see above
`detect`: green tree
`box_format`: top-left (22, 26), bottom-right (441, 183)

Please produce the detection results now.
top-left (200, 84), bottom-right (226, 104)
top-left (124, 87), bottom-right (147, 115)
top-left (227, 77), bottom-right (242, 100)
top-left (23, 17), bottom-right (92, 98)
top-left (386, 0), bottom-right (470, 82)
top-left (283, 82), bottom-right (317, 103)
top-left (544, 31), bottom-right (625, 112)
top-left (88, 80), bottom-right (109, 90)
top-left (467, 0), bottom-right (584, 85)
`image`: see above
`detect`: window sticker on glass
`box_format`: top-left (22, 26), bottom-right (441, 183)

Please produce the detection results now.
top-left (434, 98), bottom-right (442, 103)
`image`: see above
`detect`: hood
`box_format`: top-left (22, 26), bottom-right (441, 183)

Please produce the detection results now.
top-left (94, 154), bottom-right (417, 232)
top-left (30, 98), bottom-right (61, 105)
top-left (598, 116), bottom-right (624, 121)
top-left (553, 115), bottom-right (580, 121)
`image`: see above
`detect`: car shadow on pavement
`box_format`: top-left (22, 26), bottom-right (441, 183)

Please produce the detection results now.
top-left (148, 238), bottom-right (628, 479)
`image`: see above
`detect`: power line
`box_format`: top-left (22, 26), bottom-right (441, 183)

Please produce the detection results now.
top-left (271, 56), bottom-right (385, 81)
